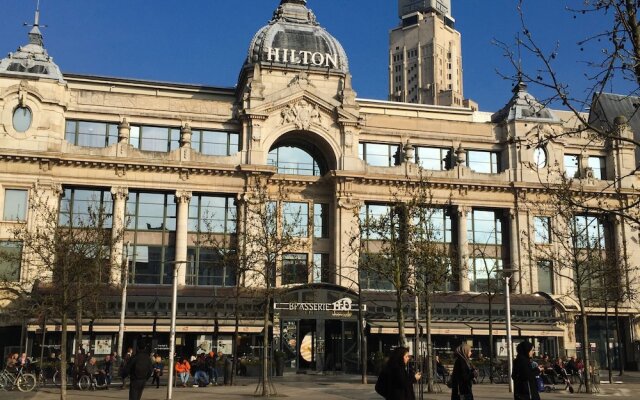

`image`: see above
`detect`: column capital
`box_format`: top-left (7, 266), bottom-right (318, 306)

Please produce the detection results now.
top-left (456, 205), bottom-right (470, 217)
top-left (110, 186), bottom-right (129, 201)
top-left (337, 195), bottom-right (362, 210)
top-left (175, 190), bottom-right (192, 204)
top-left (33, 180), bottom-right (63, 197)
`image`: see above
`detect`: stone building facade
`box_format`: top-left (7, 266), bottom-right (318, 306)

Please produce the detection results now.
top-left (0, 0), bottom-right (638, 372)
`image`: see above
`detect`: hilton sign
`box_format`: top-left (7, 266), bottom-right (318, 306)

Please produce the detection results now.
top-left (266, 47), bottom-right (339, 69)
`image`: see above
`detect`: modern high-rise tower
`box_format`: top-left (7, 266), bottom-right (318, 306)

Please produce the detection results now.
top-left (390, 0), bottom-right (477, 109)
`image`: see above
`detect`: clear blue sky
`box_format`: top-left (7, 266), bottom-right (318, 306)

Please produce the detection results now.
top-left (0, 0), bottom-right (632, 112)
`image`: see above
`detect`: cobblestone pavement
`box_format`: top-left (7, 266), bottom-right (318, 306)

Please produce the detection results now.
top-left (4, 372), bottom-right (640, 400)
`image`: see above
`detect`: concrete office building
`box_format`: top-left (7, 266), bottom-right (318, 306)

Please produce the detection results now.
top-left (0, 0), bottom-right (638, 372)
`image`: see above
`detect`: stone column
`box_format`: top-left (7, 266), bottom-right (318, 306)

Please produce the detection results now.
top-left (335, 195), bottom-right (361, 290)
top-left (110, 186), bottom-right (129, 285)
top-left (174, 190), bottom-right (192, 286)
top-left (118, 118), bottom-right (130, 144)
top-left (456, 205), bottom-right (470, 292)
top-left (26, 181), bottom-right (63, 282)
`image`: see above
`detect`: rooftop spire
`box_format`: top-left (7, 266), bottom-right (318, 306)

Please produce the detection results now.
top-left (24, 0), bottom-right (46, 47)
top-left (280, 0), bottom-right (307, 5)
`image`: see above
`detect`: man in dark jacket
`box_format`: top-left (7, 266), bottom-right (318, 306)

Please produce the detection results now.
top-left (126, 338), bottom-right (153, 400)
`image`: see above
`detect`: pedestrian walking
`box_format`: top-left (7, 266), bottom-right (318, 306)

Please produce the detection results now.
top-left (151, 355), bottom-right (163, 388)
top-left (125, 338), bottom-right (153, 400)
top-left (512, 341), bottom-right (541, 400)
top-left (375, 346), bottom-right (421, 400)
top-left (120, 347), bottom-right (133, 389)
top-left (449, 343), bottom-right (477, 400)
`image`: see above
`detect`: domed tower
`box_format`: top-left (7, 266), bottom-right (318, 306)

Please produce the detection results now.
top-left (237, 0), bottom-right (361, 172)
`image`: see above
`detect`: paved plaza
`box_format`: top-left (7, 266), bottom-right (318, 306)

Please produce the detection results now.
top-left (5, 372), bottom-right (640, 400)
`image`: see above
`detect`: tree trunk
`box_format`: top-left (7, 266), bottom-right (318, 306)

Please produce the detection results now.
top-left (579, 309), bottom-right (592, 393)
top-left (425, 292), bottom-right (434, 393)
top-left (488, 297), bottom-right (493, 383)
top-left (396, 289), bottom-right (407, 347)
top-left (60, 311), bottom-right (68, 400)
top-left (615, 304), bottom-right (625, 376)
top-left (73, 302), bottom-right (83, 388)
top-left (231, 288), bottom-right (240, 386)
top-left (261, 293), bottom-right (271, 396)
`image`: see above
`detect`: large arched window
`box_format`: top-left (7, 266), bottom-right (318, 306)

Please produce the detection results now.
top-left (268, 146), bottom-right (322, 176)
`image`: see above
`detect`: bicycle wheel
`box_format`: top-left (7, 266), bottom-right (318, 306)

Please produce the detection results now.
top-left (0, 372), bottom-right (10, 390)
top-left (17, 374), bottom-right (37, 392)
top-left (78, 375), bottom-right (91, 391)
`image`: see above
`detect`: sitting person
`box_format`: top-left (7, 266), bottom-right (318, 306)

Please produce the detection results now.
top-left (5, 353), bottom-right (19, 373)
top-left (84, 357), bottom-right (100, 390)
top-left (192, 354), bottom-right (209, 387)
top-left (435, 355), bottom-right (449, 383)
top-left (175, 357), bottom-right (191, 387)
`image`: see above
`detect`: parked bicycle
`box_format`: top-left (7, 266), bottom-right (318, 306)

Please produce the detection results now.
top-left (0, 366), bottom-right (37, 392)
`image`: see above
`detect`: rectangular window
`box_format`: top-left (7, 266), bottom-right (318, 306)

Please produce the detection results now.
top-left (130, 126), bottom-right (180, 152)
top-left (360, 204), bottom-right (393, 240)
top-left (3, 189), bottom-right (28, 221)
top-left (588, 156), bottom-right (606, 180)
top-left (468, 257), bottom-right (503, 293)
top-left (537, 260), bottom-right (554, 293)
top-left (313, 203), bottom-right (329, 238)
top-left (312, 253), bottom-right (330, 283)
top-left (186, 247), bottom-right (236, 286)
top-left (188, 195), bottom-right (236, 234)
top-left (282, 253), bottom-right (308, 285)
top-left (0, 241), bottom-right (22, 281)
top-left (467, 150), bottom-right (500, 173)
top-left (65, 120), bottom-right (118, 148)
top-left (573, 215), bottom-right (606, 249)
top-left (126, 192), bottom-right (176, 231)
top-left (414, 208), bottom-right (452, 243)
top-left (415, 147), bottom-right (452, 171)
top-left (468, 209), bottom-right (503, 245)
top-left (283, 202), bottom-right (309, 237)
top-left (533, 216), bottom-right (551, 244)
top-left (564, 154), bottom-right (579, 179)
top-left (129, 244), bottom-right (175, 285)
top-left (191, 130), bottom-right (239, 156)
top-left (59, 188), bottom-right (113, 228)
top-left (359, 143), bottom-right (400, 167)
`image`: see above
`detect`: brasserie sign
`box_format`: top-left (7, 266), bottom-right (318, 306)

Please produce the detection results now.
top-left (274, 297), bottom-right (365, 314)
top-left (266, 47), bottom-right (339, 69)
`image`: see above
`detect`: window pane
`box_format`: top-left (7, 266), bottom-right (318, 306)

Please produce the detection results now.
top-left (416, 147), bottom-right (447, 170)
top-left (533, 216), bottom-right (551, 244)
top-left (564, 155), bottom-right (579, 179)
top-left (537, 260), bottom-right (553, 293)
top-left (467, 150), bottom-right (498, 173)
top-left (469, 210), bottom-right (501, 245)
top-left (282, 253), bottom-right (308, 285)
top-left (140, 126), bottom-right (169, 152)
top-left (3, 189), bottom-right (28, 221)
top-left (0, 241), bottom-right (22, 281)
top-left (283, 202), bottom-right (308, 237)
top-left (588, 156), bottom-right (606, 180)
top-left (268, 146), bottom-right (320, 176)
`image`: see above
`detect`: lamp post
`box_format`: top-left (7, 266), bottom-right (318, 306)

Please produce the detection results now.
top-left (166, 260), bottom-right (188, 400)
top-left (117, 242), bottom-right (131, 358)
top-left (500, 268), bottom-right (516, 394)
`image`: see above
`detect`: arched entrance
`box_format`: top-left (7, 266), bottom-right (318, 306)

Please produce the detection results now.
top-left (274, 284), bottom-right (363, 374)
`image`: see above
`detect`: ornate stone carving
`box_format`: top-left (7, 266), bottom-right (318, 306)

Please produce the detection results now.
top-left (288, 72), bottom-right (315, 89)
top-left (118, 118), bottom-right (130, 144)
top-left (180, 123), bottom-right (192, 148)
top-left (110, 186), bottom-right (129, 201)
top-left (280, 100), bottom-right (322, 130)
top-left (179, 168), bottom-right (190, 181)
top-left (456, 205), bottom-right (470, 217)
top-left (115, 164), bottom-right (126, 177)
top-left (337, 195), bottom-right (361, 211)
top-left (175, 190), bottom-right (192, 204)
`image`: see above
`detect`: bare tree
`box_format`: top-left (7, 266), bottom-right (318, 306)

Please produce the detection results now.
top-left (0, 185), bottom-right (123, 400)
top-left (235, 174), bottom-right (307, 397)
top-left (494, 0), bottom-right (640, 227)
top-left (523, 177), bottom-right (615, 393)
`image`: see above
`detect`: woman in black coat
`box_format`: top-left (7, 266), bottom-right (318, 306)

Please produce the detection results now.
top-left (375, 346), bottom-right (422, 400)
top-left (450, 344), bottom-right (475, 400)
top-left (511, 341), bottom-right (541, 400)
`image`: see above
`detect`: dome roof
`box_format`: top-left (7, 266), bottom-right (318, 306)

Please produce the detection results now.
top-left (246, 0), bottom-right (349, 74)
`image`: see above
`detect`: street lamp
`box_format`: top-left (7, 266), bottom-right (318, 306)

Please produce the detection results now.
top-left (166, 260), bottom-right (188, 400)
top-left (499, 268), bottom-right (517, 394)
top-left (117, 242), bottom-right (131, 358)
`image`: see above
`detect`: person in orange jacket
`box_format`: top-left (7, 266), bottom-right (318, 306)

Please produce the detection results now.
top-left (175, 357), bottom-right (191, 387)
